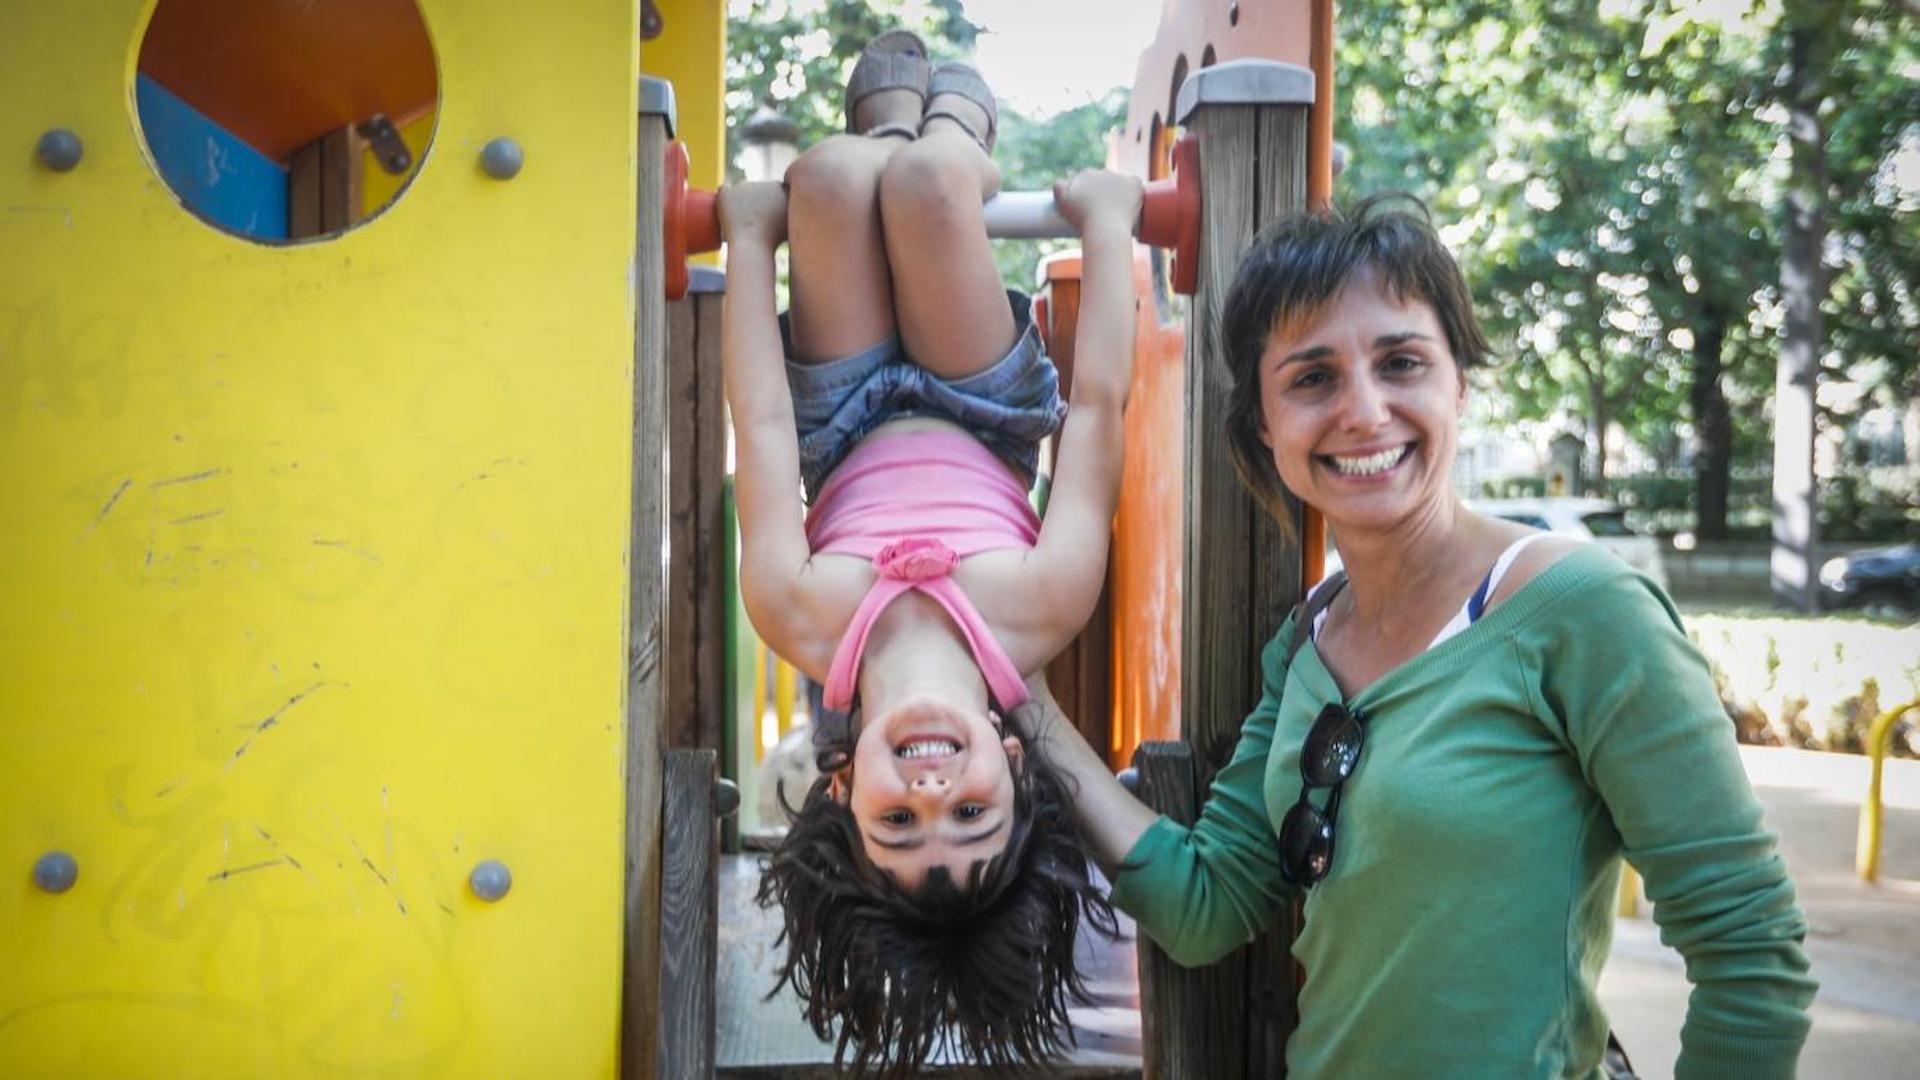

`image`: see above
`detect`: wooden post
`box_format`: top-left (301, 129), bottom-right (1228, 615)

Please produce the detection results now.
top-left (659, 749), bottom-right (721, 1080)
top-left (666, 270), bottom-right (729, 753)
top-left (1168, 60), bottom-right (1315, 1080)
top-left (624, 75), bottom-right (674, 1080)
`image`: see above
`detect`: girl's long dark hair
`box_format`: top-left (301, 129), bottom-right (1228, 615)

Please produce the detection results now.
top-left (757, 718), bottom-right (1117, 1078)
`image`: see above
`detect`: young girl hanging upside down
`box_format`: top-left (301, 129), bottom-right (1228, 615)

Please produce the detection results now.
top-left (716, 29), bottom-right (1141, 1077)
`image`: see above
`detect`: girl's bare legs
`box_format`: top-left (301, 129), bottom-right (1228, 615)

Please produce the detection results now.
top-left (785, 120), bottom-right (915, 364)
top-left (876, 103), bottom-right (1017, 379)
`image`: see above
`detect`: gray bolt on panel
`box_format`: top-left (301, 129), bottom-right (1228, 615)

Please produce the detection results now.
top-left (469, 859), bottom-right (513, 901)
top-left (37, 128), bottom-right (83, 171)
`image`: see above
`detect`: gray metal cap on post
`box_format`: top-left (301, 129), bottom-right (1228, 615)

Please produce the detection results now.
top-left (639, 76), bottom-right (677, 138)
top-left (1175, 59), bottom-right (1315, 125)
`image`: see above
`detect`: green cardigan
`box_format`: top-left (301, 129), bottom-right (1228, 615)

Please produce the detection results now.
top-left (1111, 546), bottom-right (1816, 1078)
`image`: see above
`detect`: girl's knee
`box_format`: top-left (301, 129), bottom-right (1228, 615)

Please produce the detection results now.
top-left (877, 142), bottom-right (979, 226)
top-left (786, 137), bottom-right (885, 217)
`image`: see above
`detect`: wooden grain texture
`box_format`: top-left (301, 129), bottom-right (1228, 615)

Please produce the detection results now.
top-left (665, 295), bottom-right (699, 748)
top-left (661, 750), bottom-right (720, 1080)
top-left (1161, 99), bottom-right (1313, 1080)
top-left (692, 290), bottom-right (728, 756)
top-left (666, 287), bottom-right (729, 753)
top-left (623, 112), bottom-right (668, 1080)
top-left (1242, 105), bottom-right (1312, 1080)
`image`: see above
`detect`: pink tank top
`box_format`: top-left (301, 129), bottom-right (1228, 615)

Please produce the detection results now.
top-left (805, 430), bottom-right (1039, 713)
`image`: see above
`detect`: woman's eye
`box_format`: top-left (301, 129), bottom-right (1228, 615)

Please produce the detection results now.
top-left (882, 810), bottom-right (913, 827)
top-left (1383, 352), bottom-right (1424, 373)
top-left (1291, 369), bottom-right (1330, 390)
top-left (954, 804), bottom-right (986, 820)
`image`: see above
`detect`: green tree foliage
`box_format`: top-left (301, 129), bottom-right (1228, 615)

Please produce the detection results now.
top-left (725, 0), bottom-right (979, 170)
top-left (1334, 0), bottom-right (1915, 535)
top-left (724, 1), bottom-right (1126, 289)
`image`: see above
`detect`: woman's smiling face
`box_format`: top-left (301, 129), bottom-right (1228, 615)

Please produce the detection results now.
top-left (1256, 270), bottom-right (1465, 536)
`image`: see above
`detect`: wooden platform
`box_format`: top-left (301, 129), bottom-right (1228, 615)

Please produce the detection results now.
top-left (716, 855), bottom-right (1145, 1078)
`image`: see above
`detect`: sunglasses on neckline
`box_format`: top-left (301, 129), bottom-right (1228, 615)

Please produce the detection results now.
top-left (1278, 701), bottom-right (1367, 888)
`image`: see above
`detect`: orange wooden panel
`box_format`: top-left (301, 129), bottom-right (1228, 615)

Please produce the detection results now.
top-left (137, 0), bottom-right (437, 161)
top-left (1115, 0), bottom-right (1314, 180)
top-left (1109, 251), bottom-right (1186, 767)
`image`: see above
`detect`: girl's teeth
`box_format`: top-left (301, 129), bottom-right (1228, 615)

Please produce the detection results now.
top-left (1331, 447), bottom-right (1407, 476)
top-left (897, 740), bottom-right (960, 760)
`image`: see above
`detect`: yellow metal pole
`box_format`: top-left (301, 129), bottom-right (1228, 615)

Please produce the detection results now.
top-left (1858, 700), bottom-right (1917, 884)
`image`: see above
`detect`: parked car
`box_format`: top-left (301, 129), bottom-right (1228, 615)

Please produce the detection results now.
top-left (1819, 543), bottom-right (1920, 614)
top-left (1465, 497), bottom-right (1670, 588)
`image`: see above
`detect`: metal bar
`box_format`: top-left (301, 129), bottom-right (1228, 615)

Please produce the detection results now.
top-left (981, 190), bottom-right (1074, 239)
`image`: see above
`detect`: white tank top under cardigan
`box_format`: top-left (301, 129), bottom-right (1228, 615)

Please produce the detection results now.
top-left (1309, 532), bottom-right (1555, 649)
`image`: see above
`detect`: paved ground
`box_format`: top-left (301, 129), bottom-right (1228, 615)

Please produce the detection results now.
top-left (1600, 746), bottom-right (1920, 1078)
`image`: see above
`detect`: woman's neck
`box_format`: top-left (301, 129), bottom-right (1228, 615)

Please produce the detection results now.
top-left (1330, 497), bottom-right (1491, 625)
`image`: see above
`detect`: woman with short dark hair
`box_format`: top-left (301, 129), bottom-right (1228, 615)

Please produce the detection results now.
top-left (1020, 195), bottom-right (1817, 1078)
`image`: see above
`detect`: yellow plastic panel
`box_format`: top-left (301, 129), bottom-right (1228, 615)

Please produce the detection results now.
top-left (0, 2), bottom-right (638, 1077)
top-left (644, 0), bottom-right (725, 190)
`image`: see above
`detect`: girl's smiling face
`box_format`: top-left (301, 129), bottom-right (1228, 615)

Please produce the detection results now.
top-left (1256, 271), bottom-right (1466, 537)
top-left (841, 695), bottom-right (1023, 890)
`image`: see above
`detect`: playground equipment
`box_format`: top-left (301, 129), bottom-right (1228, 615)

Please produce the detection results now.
top-left (5, 0), bottom-right (1338, 1074)
top-left (1858, 699), bottom-right (1918, 884)
top-left (662, 135), bottom-right (1202, 301)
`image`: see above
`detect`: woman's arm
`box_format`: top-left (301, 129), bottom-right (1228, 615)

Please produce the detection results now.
top-left (1013, 679), bottom-right (1157, 872)
top-left (1532, 570), bottom-right (1817, 1077)
top-left (717, 183), bottom-right (833, 674)
top-left (1021, 630), bottom-right (1297, 969)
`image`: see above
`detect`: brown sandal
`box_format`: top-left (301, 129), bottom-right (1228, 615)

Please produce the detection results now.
top-left (920, 62), bottom-right (998, 153)
top-left (844, 29), bottom-right (930, 136)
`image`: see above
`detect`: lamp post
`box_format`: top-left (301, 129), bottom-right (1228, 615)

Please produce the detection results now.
top-left (737, 105), bottom-right (799, 183)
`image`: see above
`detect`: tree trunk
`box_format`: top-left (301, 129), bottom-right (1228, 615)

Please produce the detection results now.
top-left (1769, 16), bottom-right (1832, 611)
top-left (1690, 312), bottom-right (1733, 540)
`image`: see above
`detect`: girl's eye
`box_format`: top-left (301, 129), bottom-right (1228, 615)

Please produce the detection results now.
top-left (1383, 352), bottom-right (1424, 373)
top-left (1291, 369), bottom-right (1330, 390)
top-left (954, 804), bottom-right (986, 820)
top-left (882, 810), bottom-right (913, 827)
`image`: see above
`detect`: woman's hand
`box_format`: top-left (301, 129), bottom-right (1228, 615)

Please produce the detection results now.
top-left (1016, 672), bottom-right (1158, 875)
top-left (717, 181), bottom-right (788, 250)
top-left (1053, 169), bottom-right (1143, 238)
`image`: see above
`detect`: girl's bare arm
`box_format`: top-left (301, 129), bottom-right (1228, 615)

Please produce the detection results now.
top-left (1000, 171), bottom-right (1142, 665)
top-left (718, 183), bottom-right (835, 676)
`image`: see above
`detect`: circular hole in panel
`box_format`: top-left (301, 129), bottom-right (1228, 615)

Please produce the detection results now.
top-left (1229, 3), bottom-right (1241, 28)
top-left (1202, 44), bottom-right (1217, 69)
top-left (134, 0), bottom-right (439, 243)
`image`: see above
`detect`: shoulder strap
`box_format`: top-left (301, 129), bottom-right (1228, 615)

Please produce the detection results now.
top-left (1286, 571), bottom-right (1349, 667)
top-left (820, 576), bottom-right (1030, 714)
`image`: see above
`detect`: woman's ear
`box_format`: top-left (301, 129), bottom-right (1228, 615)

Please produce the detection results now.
top-left (827, 769), bottom-right (850, 804)
top-left (1003, 735), bottom-right (1025, 774)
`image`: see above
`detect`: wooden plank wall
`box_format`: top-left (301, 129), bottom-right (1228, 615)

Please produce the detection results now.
top-left (659, 749), bottom-right (721, 1079)
top-left (666, 276), bottom-right (728, 753)
top-left (287, 126), bottom-right (362, 238)
top-left (623, 108), bottom-right (669, 1080)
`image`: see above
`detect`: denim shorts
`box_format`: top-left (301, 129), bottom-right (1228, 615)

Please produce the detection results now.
top-left (784, 290), bottom-right (1065, 501)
